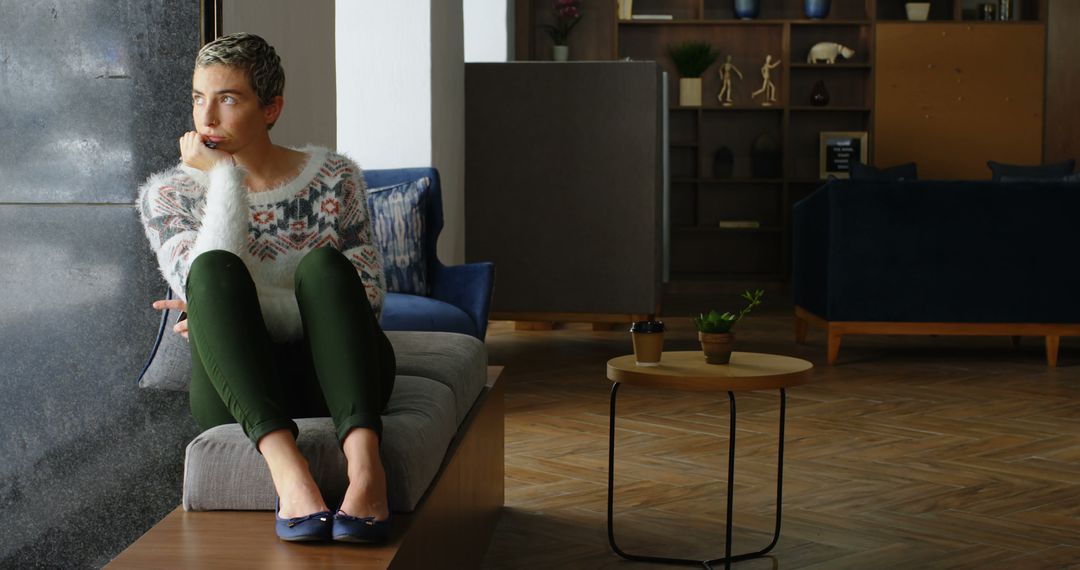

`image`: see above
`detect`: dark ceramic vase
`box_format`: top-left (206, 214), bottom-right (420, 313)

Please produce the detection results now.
top-left (811, 80), bottom-right (830, 106)
top-left (751, 133), bottom-right (782, 178)
top-left (804, 0), bottom-right (831, 19)
top-left (713, 146), bottom-right (734, 178)
top-left (733, 0), bottom-right (760, 20)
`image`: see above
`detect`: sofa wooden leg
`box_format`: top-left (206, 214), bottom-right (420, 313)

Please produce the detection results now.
top-left (1046, 335), bottom-right (1060, 367)
top-left (1011, 335), bottom-right (1021, 348)
top-left (827, 331), bottom-right (842, 365)
top-left (515, 321), bottom-right (554, 331)
top-left (795, 316), bottom-right (808, 344)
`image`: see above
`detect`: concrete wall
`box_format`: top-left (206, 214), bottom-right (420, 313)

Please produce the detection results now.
top-left (222, 0), bottom-right (336, 149)
top-left (0, 1), bottom-right (201, 567)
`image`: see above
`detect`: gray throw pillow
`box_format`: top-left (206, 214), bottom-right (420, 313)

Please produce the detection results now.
top-left (137, 287), bottom-right (192, 390)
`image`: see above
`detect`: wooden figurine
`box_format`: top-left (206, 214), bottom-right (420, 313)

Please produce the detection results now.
top-left (751, 54), bottom-right (781, 106)
top-left (716, 55), bottom-right (743, 106)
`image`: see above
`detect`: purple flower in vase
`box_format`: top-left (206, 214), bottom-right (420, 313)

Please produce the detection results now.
top-left (545, 0), bottom-right (583, 46)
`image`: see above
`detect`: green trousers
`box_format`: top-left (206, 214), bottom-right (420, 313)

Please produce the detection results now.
top-left (185, 247), bottom-right (395, 447)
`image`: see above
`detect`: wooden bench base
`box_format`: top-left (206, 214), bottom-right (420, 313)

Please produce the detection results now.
top-left (491, 311), bottom-right (658, 332)
top-left (108, 367), bottom-right (505, 569)
top-left (795, 306), bottom-right (1078, 367)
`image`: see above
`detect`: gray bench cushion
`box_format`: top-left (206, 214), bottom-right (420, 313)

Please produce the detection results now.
top-left (183, 375), bottom-right (456, 512)
top-left (181, 331), bottom-right (489, 513)
top-left (386, 331), bottom-right (487, 424)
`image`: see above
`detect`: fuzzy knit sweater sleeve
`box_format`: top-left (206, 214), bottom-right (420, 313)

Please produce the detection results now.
top-left (137, 161), bottom-right (248, 301)
top-left (336, 159), bottom-right (386, 318)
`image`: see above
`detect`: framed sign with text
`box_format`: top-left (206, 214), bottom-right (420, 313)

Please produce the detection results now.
top-left (820, 131), bottom-right (868, 179)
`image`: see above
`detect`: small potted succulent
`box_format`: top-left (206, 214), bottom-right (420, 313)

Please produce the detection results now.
top-left (693, 289), bottom-right (764, 364)
top-left (669, 41), bottom-right (719, 107)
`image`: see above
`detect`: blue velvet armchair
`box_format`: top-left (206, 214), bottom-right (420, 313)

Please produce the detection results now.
top-left (364, 167), bottom-right (495, 340)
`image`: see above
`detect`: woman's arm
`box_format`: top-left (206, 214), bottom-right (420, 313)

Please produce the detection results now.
top-left (137, 160), bottom-right (248, 302)
top-left (336, 160), bottom-right (386, 317)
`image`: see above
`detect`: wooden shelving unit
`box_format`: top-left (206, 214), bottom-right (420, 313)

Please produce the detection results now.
top-left (516, 0), bottom-right (1046, 288)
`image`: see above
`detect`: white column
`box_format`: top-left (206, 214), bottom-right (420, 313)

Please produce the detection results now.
top-left (336, 0), bottom-right (466, 265)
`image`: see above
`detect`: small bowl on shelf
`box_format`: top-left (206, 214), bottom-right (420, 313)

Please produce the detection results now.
top-left (905, 2), bottom-right (931, 21)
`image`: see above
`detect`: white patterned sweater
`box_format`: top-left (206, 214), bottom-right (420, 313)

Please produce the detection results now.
top-left (137, 146), bottom-right (385, 342)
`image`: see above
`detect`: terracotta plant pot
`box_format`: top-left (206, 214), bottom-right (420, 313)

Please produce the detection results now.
top-left (699, 331), bottom-right (734, 364)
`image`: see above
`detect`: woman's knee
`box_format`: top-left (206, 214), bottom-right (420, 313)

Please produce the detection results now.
top-left (187, 249), bottom-right (254, 298)
top-left (294, 246), bottom-right (353, 288)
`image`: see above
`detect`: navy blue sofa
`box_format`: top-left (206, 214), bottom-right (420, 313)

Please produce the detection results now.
top-left (792, 179), bottom-right (1080, 365)
top-left (366, 167), bottom-right (495, 340)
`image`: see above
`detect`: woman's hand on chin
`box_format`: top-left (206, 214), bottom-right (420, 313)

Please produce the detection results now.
top-left (180, 131), bottom-right (235, 171)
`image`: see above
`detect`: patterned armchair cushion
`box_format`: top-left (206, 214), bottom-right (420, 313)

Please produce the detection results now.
top-left (366, 177), bottom-right (429, 296)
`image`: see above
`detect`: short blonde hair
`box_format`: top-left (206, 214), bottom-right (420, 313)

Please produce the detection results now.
top-left (195, 33), bottom-right (284, 108)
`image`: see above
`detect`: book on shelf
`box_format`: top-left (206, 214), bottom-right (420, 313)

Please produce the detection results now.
top-left (631, 14), bottom-right (674, 20)
top-left (717, 220), bottom-right (761, 229)
top-left (617, 0), bottom-right (632, 20)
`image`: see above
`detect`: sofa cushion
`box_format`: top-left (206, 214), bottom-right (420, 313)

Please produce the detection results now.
top-left (382, 293), bottom-right (479, 340)
top-left (385, 330), bottom-right (488, 425)
top-left (366, 178), bottom-right (430, 296)
top-left (183, 375), bottom-right (458, 513)
top-left (1000, 172), bottom-right (1080, 183)
top-left (988, 159), bottom-right (1075, 182)
top-left (850, 161), bottom-right (917, 182)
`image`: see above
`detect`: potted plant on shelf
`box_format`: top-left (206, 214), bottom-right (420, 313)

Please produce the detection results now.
top-left (693, 289), bottom-right (764, 364)
top-left (544, 0), bottom-right (582, 62)
top-left (669, 41), bottom-right (719, 107)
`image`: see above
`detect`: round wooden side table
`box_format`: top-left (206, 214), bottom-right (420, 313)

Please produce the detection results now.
top-left (605, 351), bottom-right (814, 570)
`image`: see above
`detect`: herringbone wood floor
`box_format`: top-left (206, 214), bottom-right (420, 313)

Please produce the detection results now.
top-left (479, 313), bottom-right (1080, 569)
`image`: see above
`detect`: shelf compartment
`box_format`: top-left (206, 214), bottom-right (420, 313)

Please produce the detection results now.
top-left (787, 111), bottom-right (871, 179)
top-left (789, 106), bottom-right (871, 112)
top-left (788, 63), bottom-right (872, 69)
top-left (619, 25), bottom-right (784, 107)
top-left (696, 184), bottom-right (782, 228)
top-left (703, 0), bottom-right (869, 20)
top-left (791, 24), bottom-right (873, 65)
top-left (670, 146), bottom-right (697, 179)
top-left (700, 106), bottom-right (785, 112)
top-left (620, 19), bottom-right (790, 26)
top-left (629, 0), bottom-right (700, 20)
top-left (670, 231), bottom-right (782, 274)
top-left (789, 65), bottom-right (872, 107)
top-left (876, 0), bottom-right (956, 21)
top-left (701, 111), bottom-right (783, 178)
top-left (669, 109), bottom-right (698, 142)
top-left (670, 181), bottom-right (696, 227)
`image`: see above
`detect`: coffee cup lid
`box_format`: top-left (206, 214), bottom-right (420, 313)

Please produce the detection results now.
top-left (630, 320), bottom-right (664, 333)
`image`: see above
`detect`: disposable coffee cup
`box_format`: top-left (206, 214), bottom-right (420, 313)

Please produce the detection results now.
top-left (630, 320), bottom-right (665, 366)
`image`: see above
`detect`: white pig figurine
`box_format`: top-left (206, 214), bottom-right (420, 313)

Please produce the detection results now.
top-left (806, 42), bottom-right (855, 64)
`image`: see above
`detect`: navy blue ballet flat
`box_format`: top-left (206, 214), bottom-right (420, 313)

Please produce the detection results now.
top-left (332, 510), bottom-right (392, 544)
top-left (275, 499), bottom-right (333, 542)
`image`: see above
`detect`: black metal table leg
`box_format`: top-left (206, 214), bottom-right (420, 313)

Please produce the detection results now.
top-left (607, 383), bottom-right (788, 569)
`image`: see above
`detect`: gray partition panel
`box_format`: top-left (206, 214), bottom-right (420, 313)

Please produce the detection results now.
top-left (465, 62), bottom-right (664, 315)
top-left (0, 0), bottom-right (196, 204)
top-left (0, 205), bottom-right (199, 567)
top-left (0, 1), bottom-right (200, 566)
